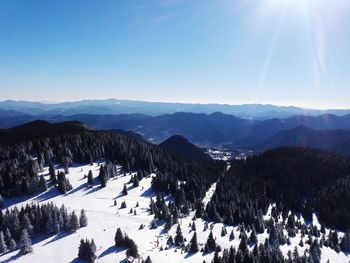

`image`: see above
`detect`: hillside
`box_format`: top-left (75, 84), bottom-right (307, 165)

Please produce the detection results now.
top-left (0, 122), bottom-right (349, 262)
top-left (0, 155), bottom-right (349, 262)
top-left (0, 120), bottom-right (92, 144)
top-left (208, 147), bottom-right (350, 230)
top-left (244, 126), bottom-right (350, 156)
top-left (159, 135), bottom-right (212, 161)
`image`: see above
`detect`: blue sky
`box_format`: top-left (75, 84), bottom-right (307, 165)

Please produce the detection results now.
top-left (0, 0), bottom-right (350, 108)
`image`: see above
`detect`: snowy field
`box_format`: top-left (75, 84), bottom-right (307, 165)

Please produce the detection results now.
top-left (1, 163), bottom-right (349, 262)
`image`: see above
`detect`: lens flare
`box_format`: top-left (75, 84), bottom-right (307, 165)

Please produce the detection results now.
top-left (226, 0), bottom-right (350, 90)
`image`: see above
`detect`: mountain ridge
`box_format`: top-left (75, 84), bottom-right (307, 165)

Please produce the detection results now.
top-left (2, 99), bottom-right (350, 118)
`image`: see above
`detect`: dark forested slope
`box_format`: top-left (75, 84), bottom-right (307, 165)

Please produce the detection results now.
top-left (207, 147), bottom-right (350, 230)
top-left (0, 121), bottom-right (226, 208)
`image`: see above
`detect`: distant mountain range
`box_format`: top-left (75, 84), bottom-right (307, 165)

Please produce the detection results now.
top-left (241, 126), bottom-right (350, 156)
top-left (2, 99), bottom-right (350, 119)
top-left (3, 99), bottom-right (350, 155)
top-left (3, 111), bottom-right (350, 144)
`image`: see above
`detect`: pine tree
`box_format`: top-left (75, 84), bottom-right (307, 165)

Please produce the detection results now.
top-left (70, 211), bottom-right (80, 232)
top-left (49, 163), bottom-right (56, 183)
top-left (115, 228), bottom-right (124, 247)
top-left (133, 176), bottom-right (139, 187)
top-left (0, 231), bottom-right (7, 253)
top-left (292, 246), bottom-right (300, 262)
top-left (122, 183), bottom-right (128, 195)
top-left (299, 238), bottom-right (304, 247)
top-left (78, 238), bottom-right (97, 262)
top-left (192, 222), bottom-right (197, 232)
top-left (79, 209), bottom-right (88, 227)
top-left (340, 231), bottom-right (350, 253)
top-left (39, 174), bottom-right (47, 191)
top-left (239, 234), bottom-right (248, 254)
top-left (174, 225), bottom-right (184, 247)
top-left (21, 214), bottom-right (34, 236)
top-left (78, 239), bottom-right (86, 260)
top-left (19, 229), bottom-right (33, 255)
top-left (167, 235), bottom-right (174, 245)
top-left (125, 236), bottom-right (139, 258)
top-left (189, 231), bottom-right (199, 253)
top-left (212, 251), bottom-right (221, 263)
top-left (99, 166), bottom-right (107, 188)
top-left (221, 226), bottom-right (226, 237)
top-left (144, 256), bottom-right (152, 263)
top-left (229, 230), bottom-right (235, 241)
top-left (8, 239), bottom-right (16, 252)
top-left (249, 227), bottom-right (258, 244)
top-left (87, 170), bottom-right (93, 186)
top-left (5, 228), bottom-right (16, 251)
top-left (206, 231), bottom-right (216, 253)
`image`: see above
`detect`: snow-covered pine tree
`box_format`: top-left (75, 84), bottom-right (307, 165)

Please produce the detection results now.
top-left (0, 231), bottom-right (7, 253)
top-left (19, 229), bottom-right (33, 255)
top-left (79, 209), bottom-right (88, 227)
top-left (70, 211), bottom-right (80, 232)
top-left (4, 228), bottom-right (16, 251)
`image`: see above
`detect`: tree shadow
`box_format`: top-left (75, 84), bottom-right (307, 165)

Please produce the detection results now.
top-left (184, 252), bottom-right (197, 258)
top-left (33, 187), bottom-right (61, 202)
top-left (68, 183), bottom-right (88, 195)
top-left (140, 187), bottom-right (156, 198)
top-left (99, 245), bottom-right (125, 259)
top-left (42, 232), bottom-right (72, 246)
top-left (1, 251), bottom-right (23, 263)
top-left (1, 232), bottom-right (72, 263)
top-left (83, 186), bottom-right (101, 195)
top-left (3, 195), bottom-right (34, 209)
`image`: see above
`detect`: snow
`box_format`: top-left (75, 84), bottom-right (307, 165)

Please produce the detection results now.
top-left (202, 183), bottom-right (216, 209)
top-left (1, 163), bottom-right (350, 263)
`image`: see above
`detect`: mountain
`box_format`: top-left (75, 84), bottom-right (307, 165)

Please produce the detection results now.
top-left (0, 108), bottom-right (27, 117)
top-left (2, 99), bottom-right (350, 119)
top-left (0, 120), bottom-right (92, 144)
top-left (159, 135), bottom-right (212, 161)
top-left (243, 126), bottom-right (350, 156)
top-left (3, 111), bottom-right (350, 148)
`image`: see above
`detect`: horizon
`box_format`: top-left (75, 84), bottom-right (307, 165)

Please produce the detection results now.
top-left (1, 1), bottom-right (350, 108)
top-left (1, 97), bottom-right (350, 111)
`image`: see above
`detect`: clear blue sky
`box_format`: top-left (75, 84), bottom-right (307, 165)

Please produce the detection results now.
top-left (0, 0), bottom-right (350, 108)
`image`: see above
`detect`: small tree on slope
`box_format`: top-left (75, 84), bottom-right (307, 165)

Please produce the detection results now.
top-left (19, 229), bottom-right (32, 255)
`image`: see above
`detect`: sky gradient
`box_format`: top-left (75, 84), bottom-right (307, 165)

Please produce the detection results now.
top-left (1, 0), bottom-right (350, 109)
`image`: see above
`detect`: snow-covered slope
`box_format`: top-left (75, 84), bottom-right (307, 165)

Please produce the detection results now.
top-left (1, 163), bottom-right (349, 263)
